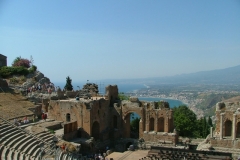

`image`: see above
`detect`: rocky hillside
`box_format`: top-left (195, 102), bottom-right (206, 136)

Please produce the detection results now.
top-left (6, 70), bottom-right (52, 91)
top-left (0, 70), bottom-right (53, 120)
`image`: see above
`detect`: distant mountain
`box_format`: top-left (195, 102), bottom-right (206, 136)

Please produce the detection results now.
top-left (150, 65), bottom-right (240, 85)
top-left (101, 65), bottom-right (240, 85)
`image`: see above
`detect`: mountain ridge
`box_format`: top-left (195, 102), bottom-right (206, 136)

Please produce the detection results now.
top-left (100, 65), bottom-right (240, 85)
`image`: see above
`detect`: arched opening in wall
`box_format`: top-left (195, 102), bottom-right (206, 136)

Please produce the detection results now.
top-left (157, 117), bottom-right (164, 132)
top-left (237, 122), bottom-right (240, 138)
top-left (124, 112), bottom-right (141, 139)
top-left (224, 120), bottom-right (232, 137)
top-left (92, 121), bottom-right (100, 140)
top-left (66, 113), bottom-right (71, 122)
top-left (149, 118), bottom-right (155, 131)
top-left (130, 113), bottom-right (140, 139)
top-left (113, 115), bottom-right (118, 129)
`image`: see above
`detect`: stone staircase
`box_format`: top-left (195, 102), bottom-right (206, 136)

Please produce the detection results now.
top-left (0, 117), bottom-right (56, 160)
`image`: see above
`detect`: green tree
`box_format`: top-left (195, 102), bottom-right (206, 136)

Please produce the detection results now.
top-left (208, 116), bottom-right (213, 127)
top-left (64, 76), bottom-right (73, 91)
top-left (130, 117), bottom-right (140, 138)
top-left (203, 116), bottom-right (208, 137)
top-left (173, 105), bottom-right (197, 137)
top-left (130, 117), bottom-right (140, 132)
top-left (118, 92), bottom-right (129, 100)
top-left (12, 56), bottom-right (21, 66)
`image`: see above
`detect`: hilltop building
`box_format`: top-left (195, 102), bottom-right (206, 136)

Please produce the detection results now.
top-left (0, 54), bottom-right (7, 67)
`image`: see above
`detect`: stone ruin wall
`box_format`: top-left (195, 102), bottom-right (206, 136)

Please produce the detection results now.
top-left (48, 100), bottom-right (91, 137)
top-left (210, 139), bottom-right (240, 149)
top-left (48, 84), bottom-right (176, 144)
top-left (211, 102), bottom-right (240, 149)
top-left (143, 132), bottom-right (177, 146)
top-left (215, 102), bottom-right (240, 137)
top-left (105, 85), bottom-right (118, 100)
top-left (121, 98), bottom-right (176, 145)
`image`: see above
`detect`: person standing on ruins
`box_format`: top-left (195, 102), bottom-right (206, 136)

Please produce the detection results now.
top-left (44, 113), bottom-right (47, 121)
top-left (42, 113), bottom-right (45, 121)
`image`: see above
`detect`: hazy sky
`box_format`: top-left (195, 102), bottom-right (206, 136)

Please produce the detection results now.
top-left (0, 0), bottom-right (240, 84)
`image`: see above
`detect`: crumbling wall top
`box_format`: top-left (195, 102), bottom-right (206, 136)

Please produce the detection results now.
top-left (216, 102), bottom-right (240, 112)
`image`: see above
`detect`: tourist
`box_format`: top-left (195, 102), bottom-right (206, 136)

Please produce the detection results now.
top-left (32, 115), bottom-right (35, 122)
top-left (44, 113), bottom-right (47, 121)
top-left (23, 116), bottom-right (29, 124)
top-left (42, 113), bottom-right (45, 120)
top-left (18, 119), bottom-right (22, 126)
top-left (61, 144), bottom-right (66, 153)
top-left (13, 118), bottom-right (17, 125)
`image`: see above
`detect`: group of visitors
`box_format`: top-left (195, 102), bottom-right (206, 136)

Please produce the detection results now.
top-left (13, 116), bottom-right (29, 126)
top-left (25, 82), bottom-right (57, 95)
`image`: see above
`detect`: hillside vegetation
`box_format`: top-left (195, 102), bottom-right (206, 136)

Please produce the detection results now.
top-left (195, 93), bottom-right (240, 116)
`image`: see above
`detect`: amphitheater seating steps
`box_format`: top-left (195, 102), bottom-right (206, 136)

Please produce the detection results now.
top-left (0, 121), bottom-right (57, 160)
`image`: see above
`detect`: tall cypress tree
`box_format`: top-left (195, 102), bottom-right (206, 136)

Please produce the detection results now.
top-left (208, 116), bottom-right (213, 127)
top-left (203, 116), bottom-right (207, 137)
top-left (64, 76), bottom-right (73, 91)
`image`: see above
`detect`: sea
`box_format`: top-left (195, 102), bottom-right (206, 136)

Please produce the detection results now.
top-left (54, 82), bottom-right (184, 119)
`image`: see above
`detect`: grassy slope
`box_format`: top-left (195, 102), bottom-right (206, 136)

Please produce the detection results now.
top-left (0, 91), bottom-right (35, 120)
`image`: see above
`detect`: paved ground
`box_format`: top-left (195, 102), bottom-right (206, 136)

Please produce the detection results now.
top-left (106, 150), bottom-right (149, 160)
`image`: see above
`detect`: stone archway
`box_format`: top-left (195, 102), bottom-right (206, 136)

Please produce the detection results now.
top-left (122, 110), bottom-right (143, 138)
top-left (237, 122), bottom-right (240, 138)
top-left (92, 121), bottom-right (100, 140)
top-left (224, 120), bottom-right (232, 137)
top-left (149, 118), bottom-right (155, 131)
top-left (66, 113), bottom-right (71, 122)
top-left (157, 117), bottom-right (164, 132)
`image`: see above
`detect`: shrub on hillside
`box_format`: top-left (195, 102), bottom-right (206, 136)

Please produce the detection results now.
top-left (9, 77), bottom-right (19, 84)
top-left (0, 66), bottom-right (29, 78)
top-left (29, 65), bottom-right (37, 73)
top-left (12, 56), bottom-right (31, 68)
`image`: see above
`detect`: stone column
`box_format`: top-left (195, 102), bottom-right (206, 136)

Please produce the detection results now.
top-left (165, 117), bottom-right (169, 132)
top-left (232, 114), bottom-right (237, 140)
top-left (210, 127), bottom-right (213, 138)
top-left (139, 118), bottom-right (143, 138)
top-left (146, 114), bottom-right (149, 132)
top-left (220, 113), bottom-right (224, 140)
top-left (154, 113), bottom-right (158, 132)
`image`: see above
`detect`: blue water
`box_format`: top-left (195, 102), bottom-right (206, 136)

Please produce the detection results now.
top-left (117, 83), bottom-right (146, 93)
top-left (138, 97), bottom-right (184, 108)
top-left (130, 97), bottom-right (184, 120)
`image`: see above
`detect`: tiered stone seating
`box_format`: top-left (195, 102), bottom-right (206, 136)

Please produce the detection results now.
top-left (142, 146), bottom-right (233, 160)
top-left (0, 116), bottom-right (83, 160)
top-left (0, 119), bottom-right (56, 160)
